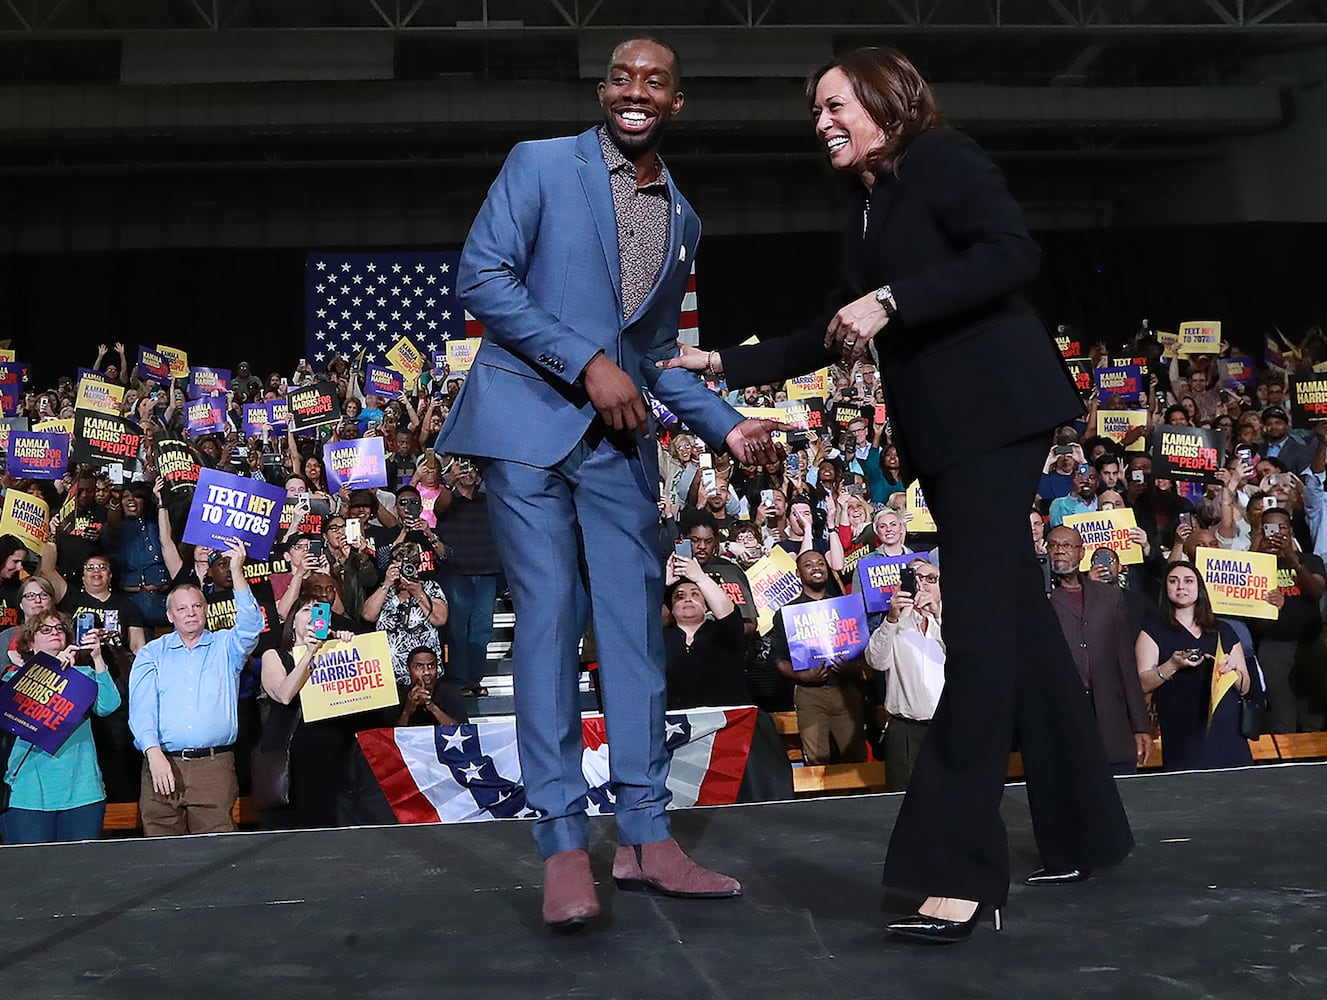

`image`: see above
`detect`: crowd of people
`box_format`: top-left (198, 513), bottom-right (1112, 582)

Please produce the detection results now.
top-left (2, 322), bottom-right (1325, 847)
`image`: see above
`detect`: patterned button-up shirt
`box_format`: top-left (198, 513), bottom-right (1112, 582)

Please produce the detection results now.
top-left (598, 126), bottom-right (672, 320)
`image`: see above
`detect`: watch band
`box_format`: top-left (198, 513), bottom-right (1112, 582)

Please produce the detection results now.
top-left (875, 285), bottom-right (898, 318)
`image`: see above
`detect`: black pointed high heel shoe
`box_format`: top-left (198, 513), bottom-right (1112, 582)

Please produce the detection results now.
top-left (886, 904), bottom-right (1003, 944)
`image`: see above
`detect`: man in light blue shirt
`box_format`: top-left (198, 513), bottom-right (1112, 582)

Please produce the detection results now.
top-left (1049, 464), bottom-right (1100, 527)
top-left (129, 538), bottom-right (263, 836)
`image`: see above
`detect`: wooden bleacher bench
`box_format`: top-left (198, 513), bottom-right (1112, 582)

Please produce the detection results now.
top-left (102, 797), bottom-right (257, 833)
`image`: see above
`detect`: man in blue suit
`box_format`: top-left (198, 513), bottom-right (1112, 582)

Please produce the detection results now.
top-left (436, 37), bottom-right (782, 931)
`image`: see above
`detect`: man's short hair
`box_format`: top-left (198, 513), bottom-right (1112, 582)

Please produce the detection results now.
top-left (406, 646), bottom-right (438, 666)
top-left (347, 489), bottom-right (377, 509)
top-left (678, 508), bottom-right (718, 535)
top-left (166, 581), bottom-right (206, 609)
top-left (1093, 453), bottom-right (1121, 472)
top-left (607, 36), bottom-right (682, 85)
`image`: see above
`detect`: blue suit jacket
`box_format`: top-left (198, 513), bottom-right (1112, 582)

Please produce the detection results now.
top-left (436, 127), bottom-right (741, 488)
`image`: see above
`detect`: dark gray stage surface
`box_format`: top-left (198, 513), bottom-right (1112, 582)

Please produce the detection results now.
top-left (2, 763), bottom-right (1324, 1000)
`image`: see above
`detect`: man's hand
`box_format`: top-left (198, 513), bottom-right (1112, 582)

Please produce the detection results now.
top-left (825, 290), bottom-right (891, 364)
top-left (583, 353), bottom-right (648, 432)
top-left (146, 747), bottom-right (177, 797)
top-left (224, 537), bottom-right (248, 574)
top-left (1135, 732), bottom-right (1152, 764)
top-left (1265, 587), bottom-right (1286, 610)
top-left (405, 685), bottom-right (431, 712)
top-left (887, 589), bottom-right (915, 623)
top-left (725, 419), bottom-right (786, 467)
top-left (796, 664), bottom-right (831, 684)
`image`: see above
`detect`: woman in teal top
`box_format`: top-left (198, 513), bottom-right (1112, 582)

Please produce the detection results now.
top-left (2, 609), bottom-right (120, 845)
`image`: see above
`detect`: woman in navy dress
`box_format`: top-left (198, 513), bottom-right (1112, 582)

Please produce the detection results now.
top-left (1136, 562), bottom-right (1259, 770)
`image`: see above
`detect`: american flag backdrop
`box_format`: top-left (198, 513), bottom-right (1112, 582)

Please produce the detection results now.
top-left (304, 251), bottom-right (466, 367)
top-left (306, 251), bottom-right (700, 364)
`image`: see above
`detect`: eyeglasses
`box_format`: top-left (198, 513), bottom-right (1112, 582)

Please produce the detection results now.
top-left (20, 591), bottom-right (48, 601)
top-left (36, 623), bottom-right (69, 636)
top-left (327, 522), bottom-right (346, 531)
top-left (83, 564), bottom-right (111, 573)
top-left (914, 573), bottom-right (941, 584)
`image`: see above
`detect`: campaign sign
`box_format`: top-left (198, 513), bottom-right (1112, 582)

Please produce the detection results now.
top-left (1065, 358), bottom-right (1094, 398)
top-left (431, 350), bottom-right (449, 379)
top-left (1195, 547), bottom-right (1278, 621)
top-left (324, 436), bottom-right (388, 492)
top-left (365, 364), bottom-right (405, 401)
top-left (184, 398), bottom-right (226, 437)
top-left (1094, 365), bottom-right (1143, 404)
top-left (1055, 334), bottom-right (1083, 358)
top-left (1224, 357), bottom-right (1256, 389)
top-left (707, 562), bottom-right (757, 622)
top-left (182, 467), bottom-right (286, 560)
top-left (296, 632), bottom-right (397, 722)
top-left (735, 406), bottom-right (787, 448)
top-left (71, 412), bottom-right (142, 471)
top-left (33, 417), bottom-right (74, 437)
top-left (386, 336), bottom-right (425, 382)
top-left (269, 399), bottom-right (290, 428)
top-left (241, 402), bottom-right (279, 437)
top-left (1109, 356), bottom-right (1149, 369)
top-left (445, 338), bottom-right (482, 374)
top-left (0, 652), bottom-right (99, 754)
top-left (158, 439), bottom-right (201, 492)
top-left (906, 481), bottom-right (938, 533)
top-left (1062, 508), bottom-right (1143, 570)
top-left (75, 376), bottom-right (124, 415)
top-left (855, 553), bottom-right (916, 613)
top-left (645, 391), bottom-right (679, 428)
top-left (287, 381), bottom-right (342, 431)
top-left (136, 346), bottom-right (171, 385)
top-left (1096, 409), bottom-right (1150, 453)
top-left (0, 416), bottom-right (28, 454)
top-left (1289, 374), bottom-right (1327, 426)
top-left (5, 431), bottom-right (69, 480)
top-left (0, 362), bottom-right (22, 416)
top-left (0, 490), bottom-right (49, 552)
top-left (1152, 426), bottom-right (1226, 484)
top-left (778, 398), bottom-right (826, 434)
top-left (787, 368), bottom-right (829, 401)
top-left (1156, 330), bottom-right (1179, 359)
top-left (187, 367), bottom-right (230, 398)
top-left (1178, 320), bottom-right (1221, 356)
top-left (156, 344), bottom-right (189, 378)
top-left (746, 547), bottom-right (801, 635)
top-left (782, 593), bottom-right (869, 672)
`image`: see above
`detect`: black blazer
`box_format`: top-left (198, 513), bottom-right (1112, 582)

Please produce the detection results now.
top-left (722, 128), bottom-right (1084, 477)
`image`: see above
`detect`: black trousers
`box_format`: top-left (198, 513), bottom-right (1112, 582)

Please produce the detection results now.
top-left (881, 433), bottom-right (1134, 906)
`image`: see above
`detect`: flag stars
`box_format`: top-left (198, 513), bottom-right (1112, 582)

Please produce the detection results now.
top-left (391, 311), bottom-right (402, 321)
top-left (352, 297), bottom-right (362, 307)
top-left (440, 263), bottom-right (450, 273)
top-left (315, 261), bottom-right (327, 271)
top-left (315, 284), bottom-right (326, 294)
top-left (440, 286), bottom-right (450, 296)
top-left (328, 320), bottom-right (338, 329)
top-left (378, 321), bottom-right (387, 331)
top-left (402, 275), bottom-right (412, 286)
top-left (377, 298), bottom-right (386, 307)
top-left (426, 342), bottom-right (438, 351)
top-left (367, 263), bottom-right (377, 272)
top-left (366, 286), bottom-right (377, 296)
top-left (341, 310), bottom-right (350, 320)
top-left (416, 311), bottom-right (426, 320)
top-left (340, 262), bottom-right (351, 272)
top-left (316, 309), bottom-right (326, 318)
top-left (390, 286), bottom-right (401, 296)
top-left (441, 310), bottom-right (451, 320)
top-left (427, 321), bottom-right (438, 331)
top-left (327, 296), bottom-right (337, 306)
top-left (402, 299), bottom-right (413, 310)
top-left (425, 298), bottom-right (436, 307)
top-left (352, 321), bottom-right (362, 331)
top-left (459, 762), bottom-right (484, 783)
top-left (366, 311), bottom-right (376, 320)
top-left (352, 274), bottom-right (363, 284)
top-left (403, 321), bottom-right (412, 330)
top-left (340, 285), bottom-right (350, 295)
top-left (425, 274), bottom-right (436, 284)
top-left (315, 331), bottom-right (327, 341)
top-left (391, 263), bottom-right (402, 273)
top-left (414, 262), bottom-right (425, 273)
top-left (315, 352), bottom-right (326, 361)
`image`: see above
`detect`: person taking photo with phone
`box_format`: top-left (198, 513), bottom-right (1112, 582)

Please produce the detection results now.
top-left (362, 540), bottom-right (448, 684)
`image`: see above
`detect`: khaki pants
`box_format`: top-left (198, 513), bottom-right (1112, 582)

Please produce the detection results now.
top-left (794, 683), bottom-right (867, 765)
top-left (140, 752), bottom-right (238, 837)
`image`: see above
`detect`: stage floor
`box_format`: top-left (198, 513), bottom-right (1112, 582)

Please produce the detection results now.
top-left (2, 763), bottom-right (1324, 999)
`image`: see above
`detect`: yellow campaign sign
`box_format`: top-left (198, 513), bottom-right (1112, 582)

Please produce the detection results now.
top-left (1314, 361), bottom-right (1327, 374)
top-left (1062, 507), bottom-right (1143, 570)
top-left (76, 376), bottom-right (125, 416)
top-left (385, 336), bottom-right (425, 382)
top-left (905, 481), bottom-right (937, 533)
top-left (0, 348), bottom-right (14, 361)
top-left (1194, 547), bottom-right (1278, 621)
top-left (445, 338), bottom-right (482, 373)
top-left (735, 406), bottom-right (787, 446)
top-left (1155, 330), bottom-right (1178, 360)
top-left (1096, 409), bottom-right (1150, 453)
top-left (746, 546), bottom-right (801, 635)
top-left (1208, 638), bottom-right (1237, 728)
top-left (156, 344), bottom-right (190, 378)
top-left (0, 490), bottom-right (50, 552)
top-left (33, 417), bottom-right (74, 438)
top-left (296, 631), bottom-right (398, 722)
top-left (1177, 321), bottom-right (1221, 356)
top-left (739, 335), bottom-right (760, 346)
top-left (787, 368), bottom-right (829, 401)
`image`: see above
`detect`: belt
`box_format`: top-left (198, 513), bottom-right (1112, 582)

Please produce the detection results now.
top-left (164, 743), bottom-right (235, 759)
top-left (122, 584), bottom-right (167, 593)
top-left (892, 716), bottom-right (930, 726)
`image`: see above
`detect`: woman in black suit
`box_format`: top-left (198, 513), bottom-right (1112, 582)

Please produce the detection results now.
top-left (661, 47), bottom-right (1133, 942)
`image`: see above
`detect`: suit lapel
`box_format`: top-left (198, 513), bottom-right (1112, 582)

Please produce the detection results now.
top-left (628, 185), bottom-right (685, 326)
top-left (575, 128), bottom-right (623, 318)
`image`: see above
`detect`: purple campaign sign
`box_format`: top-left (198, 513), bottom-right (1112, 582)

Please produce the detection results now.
top-left (184, 398), bottom-right (226, 437)
top-left (855, 553), bottom-right (916, 613)
top-left (365, 364), bottom-right (404, 400)
top-left (137, 347), bottom-right (171, 386)
top-left (187, 366), bottom-right (231, 398)
top-left (0, 652), bottom-right (99, 754)
top-left (242, 403), bottom-right (270, 437)
top-left (182, 466), bottom-right (286, 560)
top-left (782, 593), bottom-right (869, 672)
top-left (323, 436), bottom-right (388, 491)
top-left (5, 430), bottom-right (70, 480)
top-left (431, 351), bottom-right (448, 379)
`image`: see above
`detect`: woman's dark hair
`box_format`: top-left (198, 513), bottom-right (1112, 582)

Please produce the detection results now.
top-left (122, 481), bottom-right (156, 518)
top-left (1159, 560), bottom-right (1216, 633)
top-left (0, 533), bottom-right (27, 571)
top-left (281, 595), bottom-right (316, 651)
top-left (1163, 404), bottom-right (1189, 424)
top-left (804, 47), bottom-right (943, 176)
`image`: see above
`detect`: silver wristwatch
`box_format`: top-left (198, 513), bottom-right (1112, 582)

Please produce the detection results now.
top-left (874, 284), bottom-right (898, 317)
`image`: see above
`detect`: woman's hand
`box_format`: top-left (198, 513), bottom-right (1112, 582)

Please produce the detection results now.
top-left (825, 291), bottom-right (891, 364)
top-left (674, 555), bottom-right (704, 582)
top-left (382, 563), bottom-right (401, 590)
top-left (654, 343), bottom-right (713, 373)
top-left (1169, 648), bottom-right (1210, 671)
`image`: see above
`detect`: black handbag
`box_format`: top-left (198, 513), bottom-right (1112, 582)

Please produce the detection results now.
top-left (250, 707), bottom-right (300, 812)
top-left (1239, 694), bottom-right (1267, 742)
